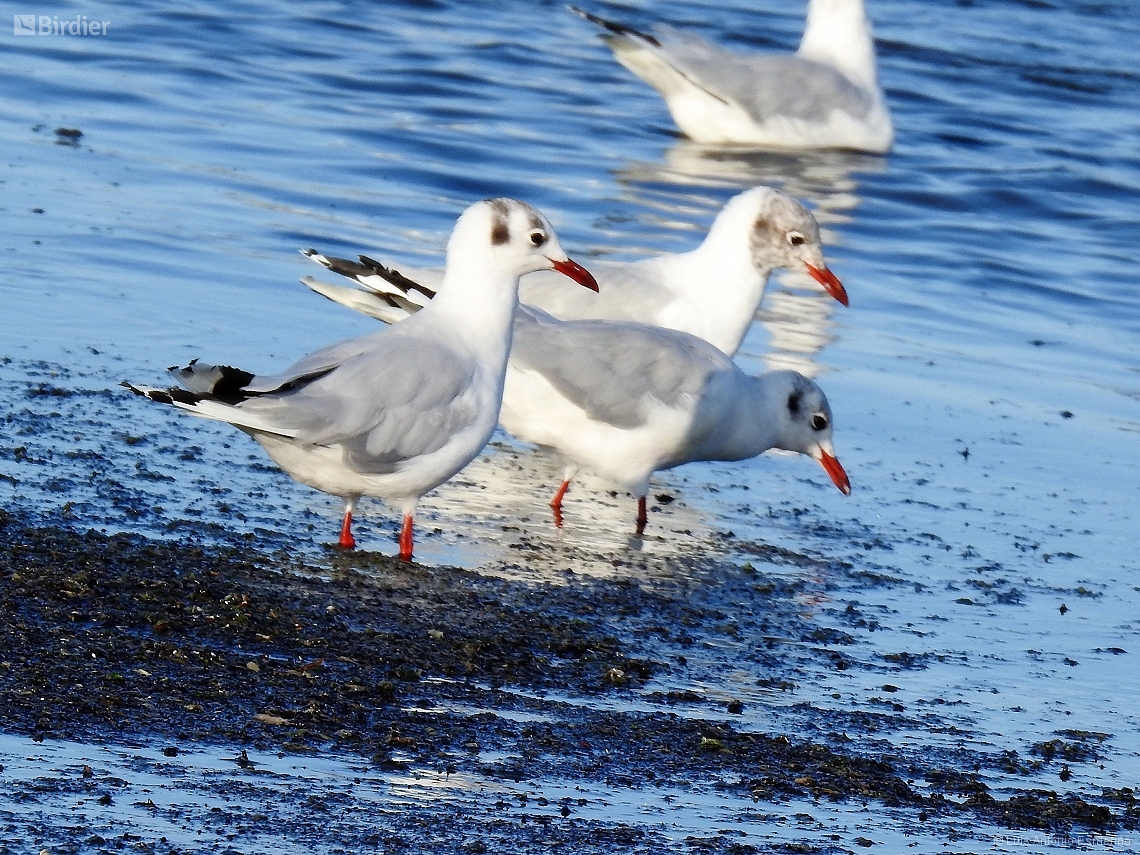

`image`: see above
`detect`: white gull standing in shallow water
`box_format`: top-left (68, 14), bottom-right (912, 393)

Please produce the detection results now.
top-left (570, 1), bottom-right (893, 153)
top-left (123, 199), bottom-right (599, 560)
top-left (501, 307), bottom-right (851, 533)
top-left (302, 186), bottom-right (846, 357)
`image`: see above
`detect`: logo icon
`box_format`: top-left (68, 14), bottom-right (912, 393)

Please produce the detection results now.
top-left (13, 14), bottom-right (36, 35)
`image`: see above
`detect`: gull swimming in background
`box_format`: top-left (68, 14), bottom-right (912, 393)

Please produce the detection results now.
top-left (302, 186), bottom-right (846, 357)
top-left (123, 199), bottom-right (599, 560)
top-left (571, 1), bottom-right (893, 153)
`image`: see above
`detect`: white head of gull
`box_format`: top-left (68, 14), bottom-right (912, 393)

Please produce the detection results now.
top-left (123, 198), bottom-right (599, 561)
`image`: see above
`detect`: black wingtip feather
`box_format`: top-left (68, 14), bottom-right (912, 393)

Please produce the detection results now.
top-left (169, 363), bottom-right (255, 405)
top-left (165, 387), bottom-right (200, 408)
top-left (305, 246), bottom-right (437, 300)
top-left (356, 256), bottom-right (437, 299)
top-left (312, 253), bottom-right (377, 279)
top-left (569, 5), bottom-right (660, 46)
top-left (212, 365), bottom-right (256, 404)
top-left (121, 381), bottom-right (201, 407)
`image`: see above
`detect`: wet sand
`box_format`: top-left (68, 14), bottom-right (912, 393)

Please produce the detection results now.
top-left (1, 508), bottom-right (1135, 853)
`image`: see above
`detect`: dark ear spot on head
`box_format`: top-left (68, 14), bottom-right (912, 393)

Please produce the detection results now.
top-left (485, 198), bottom-right (513, 245)
top-left (750, 214), bottom-right (779, 258)
top-left (490, 216), bottom-right (510, 245)
top-left (787, 388), bottom-right (803, 416)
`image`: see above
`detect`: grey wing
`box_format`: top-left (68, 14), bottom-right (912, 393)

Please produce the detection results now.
top-left (512, 307), bottom-right (727, 429)
top-left (518, 258), bottom-right (674, 324)
top-left (241, 330), bottom-right (390, 394)
top-left (238, 333), bottom-right (479, 472)
top-left (657, 31), bottom-right (874, 122)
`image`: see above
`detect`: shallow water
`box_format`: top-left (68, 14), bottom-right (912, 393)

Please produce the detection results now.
top-left (2, 0), bottom-right (1139, 849)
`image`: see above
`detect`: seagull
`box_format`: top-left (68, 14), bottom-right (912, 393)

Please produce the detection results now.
top-left (302, 186), bottom-right (846, 357)
top-left (501, 306), bottom-right (850, 534)
top-left (570, 1), bottom-right (893, 153)
top-left (123, 199), bottom-right (599, 560)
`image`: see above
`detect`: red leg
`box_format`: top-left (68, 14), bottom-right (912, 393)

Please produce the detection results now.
top-left (550, 479), bottom-right (571, 528)
top-left (398, 514), bottom-right (414, 562)
top-left (338, 510), bottom-right (356, 549)
top-left (635, 496), bottom-right (647, 536)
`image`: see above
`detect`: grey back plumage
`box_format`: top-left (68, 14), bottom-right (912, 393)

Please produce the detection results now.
top-left (174, 325), bottom-right (481, 472)
top-left (652, 28), bottom-right (874, 122)
top-left (511, 307), bottom-right (732, 430)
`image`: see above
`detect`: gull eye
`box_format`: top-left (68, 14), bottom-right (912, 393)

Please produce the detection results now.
top-left (529, 230), bottom-right (547, 247)
top-left (811, 413), bottom-right (828, 431)
top-left (787, 231), bottom-right (806, 247)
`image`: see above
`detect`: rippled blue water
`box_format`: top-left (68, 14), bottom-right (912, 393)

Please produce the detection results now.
top-left (2, 0), bottom-right (1139, 849)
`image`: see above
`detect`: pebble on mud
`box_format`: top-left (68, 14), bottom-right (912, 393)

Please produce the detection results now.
top-left (604, 667), bottom-right (627, 685)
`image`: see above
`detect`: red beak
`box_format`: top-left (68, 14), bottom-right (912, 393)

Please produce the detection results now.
top-left (817, 450), bottom-right (851, 495)
top-left (551, 257), bottom-right (600, 292)
top-left (805, 263), bottom-right (848, 307)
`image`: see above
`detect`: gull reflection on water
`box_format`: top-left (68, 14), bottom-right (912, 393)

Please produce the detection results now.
top-left (615, 141), bottom-right (886, 377)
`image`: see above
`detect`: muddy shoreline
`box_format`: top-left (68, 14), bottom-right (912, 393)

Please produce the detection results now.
top-left (1, 510), bottom-right (1134, 852)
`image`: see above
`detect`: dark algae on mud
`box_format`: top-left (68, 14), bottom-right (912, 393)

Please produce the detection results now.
top-left (0, 509), bottom-right (1134, 852)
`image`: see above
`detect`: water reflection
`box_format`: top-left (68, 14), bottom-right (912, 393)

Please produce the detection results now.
top-left (419, 443), bottom-right (716, 573)
top-left (615, 142), bottom-right (886, 376)
top-left (618, 141), bottom-right (882, 202)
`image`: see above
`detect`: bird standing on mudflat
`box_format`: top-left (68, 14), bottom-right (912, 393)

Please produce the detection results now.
top-left (124, 199), bottom-right (599, 560)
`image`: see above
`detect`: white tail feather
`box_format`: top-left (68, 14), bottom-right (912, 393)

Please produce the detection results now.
top-left (300, 276), bottom-right (411, 325)
top-left (124, 382), bottom-right (299, 438)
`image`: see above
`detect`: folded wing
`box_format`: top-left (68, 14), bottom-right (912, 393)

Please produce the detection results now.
top-left (510, 307), bottom-right (727, 429)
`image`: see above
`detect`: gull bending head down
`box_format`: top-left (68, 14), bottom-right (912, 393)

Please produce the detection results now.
top-left (500, 307), bottom-right (851, 535)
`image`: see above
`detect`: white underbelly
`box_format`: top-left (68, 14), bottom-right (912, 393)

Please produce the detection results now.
top-left (252, 418), bottom-right (496, 513)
